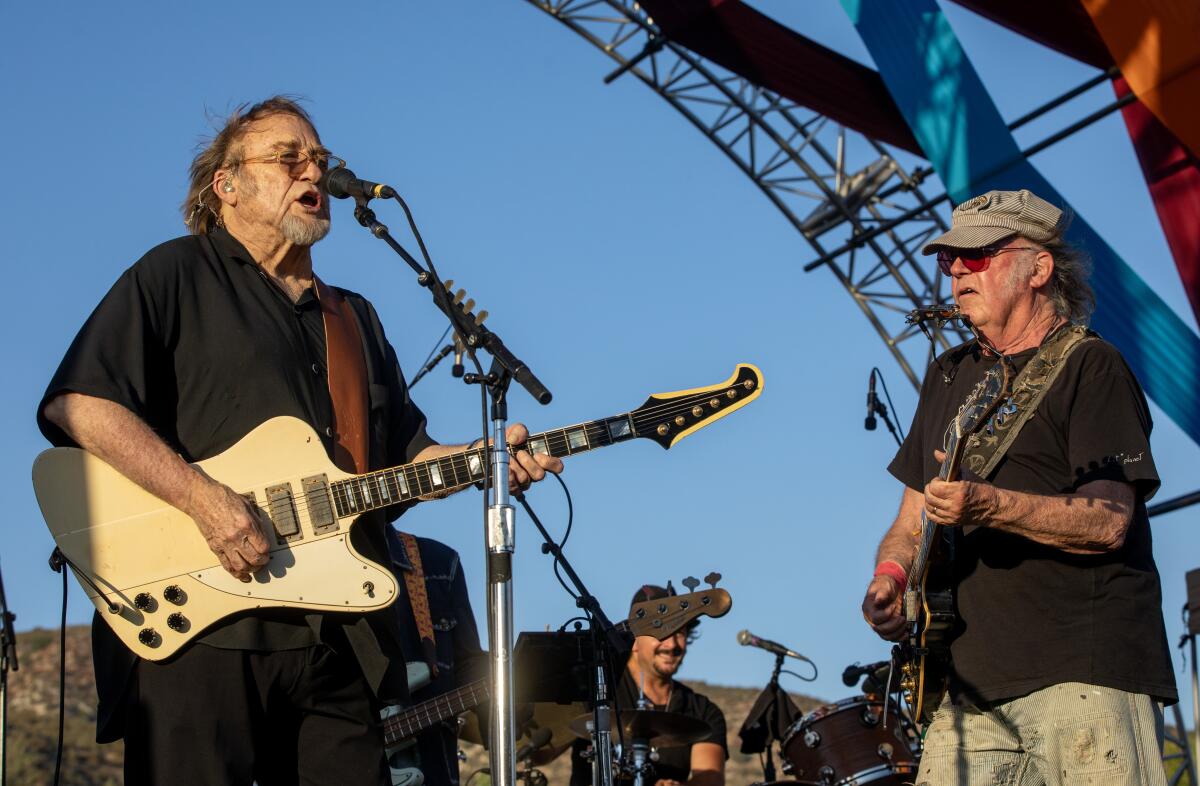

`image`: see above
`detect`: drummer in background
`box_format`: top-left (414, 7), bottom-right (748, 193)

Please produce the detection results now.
top-left (570, 584), bottom-right (727, 786)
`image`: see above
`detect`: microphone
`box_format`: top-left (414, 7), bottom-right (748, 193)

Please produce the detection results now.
top-left (865, 369), bottom-right (878, 431)
top-left (737, 629), bottom-right (806, 661)
top-left (451, 336), bottom-right (465, 378)
top-left (516, 726), bottom-right (553, 761)
top-left (319, 166), bottom-right (396, 201)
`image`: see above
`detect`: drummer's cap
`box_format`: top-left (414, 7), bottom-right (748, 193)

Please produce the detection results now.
top-left (630, 582), bottom-right (701, 634)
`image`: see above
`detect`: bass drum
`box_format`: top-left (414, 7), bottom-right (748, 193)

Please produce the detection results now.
top-left (780, 696), bottom-right (919, 785)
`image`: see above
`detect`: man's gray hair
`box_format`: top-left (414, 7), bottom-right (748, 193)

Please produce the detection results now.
top-left (1037, 226), bottom-right (1095, 324)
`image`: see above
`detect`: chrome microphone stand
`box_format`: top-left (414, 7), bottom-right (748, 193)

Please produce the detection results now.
top-left (347, 193), bottom-right (552, 786)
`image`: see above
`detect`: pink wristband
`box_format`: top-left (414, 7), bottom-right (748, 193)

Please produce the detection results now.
top-left (874, 560), bottom-right (908, 588)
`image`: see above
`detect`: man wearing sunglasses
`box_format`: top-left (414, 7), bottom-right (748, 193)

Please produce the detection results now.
top-left (861, 189), bottom-right (1175, 785)
top-left (37, 96), bottom-right (561, 785)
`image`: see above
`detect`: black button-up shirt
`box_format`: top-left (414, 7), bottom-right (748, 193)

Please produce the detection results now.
top-left (39, 227), bottom-right (436, 735)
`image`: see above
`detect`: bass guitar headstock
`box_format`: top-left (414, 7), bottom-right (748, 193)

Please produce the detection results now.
top-left (627, 573), bottom-right (732, 640)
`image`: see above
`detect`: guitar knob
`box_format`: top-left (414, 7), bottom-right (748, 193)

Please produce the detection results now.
top-left (138, 628), bottom-right (160, 647)
top-left (167, 613), bottom-right (188, 632)
top-left (162, 585), bottom-right (185, 604)
top-left (134, 592), bottom-right (155, 611)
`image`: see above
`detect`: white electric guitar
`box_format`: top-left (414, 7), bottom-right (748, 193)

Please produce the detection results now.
top-left (32, 365), bottom-right (762, 661)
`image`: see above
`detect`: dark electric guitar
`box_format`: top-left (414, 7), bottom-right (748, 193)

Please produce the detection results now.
top-left (898, 358), bottom-right (1011, 724)
top-left (382, 583), bottom-right (733, 785)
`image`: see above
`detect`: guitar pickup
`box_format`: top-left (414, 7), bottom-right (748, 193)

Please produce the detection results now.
top-left (265, 484), bottom-right (302, 543)
top-left (303, 475), bottom-right (339, 535)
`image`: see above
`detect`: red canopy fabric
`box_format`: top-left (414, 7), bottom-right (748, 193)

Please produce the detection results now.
top-left (1114, 75), bottom-right (1200, 320)
top-left (637, 0), bottom-right (920, 153)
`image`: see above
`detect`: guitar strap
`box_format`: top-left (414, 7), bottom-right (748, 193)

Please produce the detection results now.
top-left (960, 324), bottom-right (1097, 478)
top-left (314, 276), bottom-right (439, 678)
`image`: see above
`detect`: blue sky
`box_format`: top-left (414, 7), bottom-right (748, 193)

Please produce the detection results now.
top-left (3, 1), bottom-right (1198, 722)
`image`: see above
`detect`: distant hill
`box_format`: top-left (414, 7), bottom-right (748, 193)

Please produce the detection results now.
top-left (5, 626), bottom-right (828, 785)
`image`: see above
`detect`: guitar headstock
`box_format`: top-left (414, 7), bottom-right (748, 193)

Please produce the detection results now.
top-left (633, 364), bottom-right (763, 449)
top-left (942, 359), bottom-right (1013, 478)
top-left (627, 574), bottom-right (732, 640)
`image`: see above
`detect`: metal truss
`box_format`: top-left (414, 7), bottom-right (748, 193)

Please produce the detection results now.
top-left (522, 0), bottom-right (971, 388)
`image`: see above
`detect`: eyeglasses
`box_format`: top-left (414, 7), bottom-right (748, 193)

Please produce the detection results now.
top-left (936, 246), bottom-right (1037, 275)
top-left (237, 149), bottom-right (345, 176)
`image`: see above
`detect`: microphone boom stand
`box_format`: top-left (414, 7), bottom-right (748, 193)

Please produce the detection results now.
top-left (349, 196), bottom-right (552, 786)
top-left (516, 496), bottom-right (633, 786)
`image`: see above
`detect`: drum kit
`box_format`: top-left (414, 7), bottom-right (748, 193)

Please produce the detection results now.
top-left (456, 665), bottom-right (921, 786)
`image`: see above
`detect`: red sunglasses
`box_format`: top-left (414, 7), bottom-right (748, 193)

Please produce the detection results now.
top-left (936, 246), bottom-right (1035, 275)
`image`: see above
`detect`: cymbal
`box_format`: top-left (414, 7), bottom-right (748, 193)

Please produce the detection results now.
top-left (568, 709), bottom-right (711, 748)
top-left (459, 701), bottom-right (585, 765)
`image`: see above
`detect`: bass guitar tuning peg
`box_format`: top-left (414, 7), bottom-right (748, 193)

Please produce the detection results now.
top-left (453, 288), bottom-right (466, 306)
top-left (462, 298), bottom-right (475, 314)
top-left (476, 310), bottom-right (488, 326)
top-left (443, 279), bottom-right (455, 291)
top-left (704, 571), bottom-right (721, 588)
top-left (681, 576), bottom-right (699, 593)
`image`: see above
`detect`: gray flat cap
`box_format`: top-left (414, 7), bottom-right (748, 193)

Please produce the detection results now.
top-left (922, 189), bottom-right (1063, 254)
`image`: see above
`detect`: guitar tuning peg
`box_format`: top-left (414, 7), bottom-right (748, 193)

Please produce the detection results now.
top-left (462, 298), bottom-right (475, 314)
top-left (444, 279), bottom-right (455, 291)
top-left (453, 288), bottom-right (466, 306)
top-left (704, 572), bottom-right (721, 588)
top-left (476, 310), bottom-right (489, 325)
top-left (681, 576), bottom-right (699, 593)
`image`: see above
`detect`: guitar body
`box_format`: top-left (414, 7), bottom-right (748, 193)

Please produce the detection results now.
top-left (32, 416), bottom-right (396, 661)
top-left (899, 358), bottom-right (1010, 726)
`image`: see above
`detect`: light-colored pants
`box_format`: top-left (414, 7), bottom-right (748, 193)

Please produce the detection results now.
top-left (916, 683), bottom-right (1166, 786)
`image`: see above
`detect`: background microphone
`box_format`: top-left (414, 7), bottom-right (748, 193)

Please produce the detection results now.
top-left (737, 629), bottom-right (806, 661)
top-left (865, 369), bottom-right (878, 430)
top-left (319, 166), bottom-right (397, 201)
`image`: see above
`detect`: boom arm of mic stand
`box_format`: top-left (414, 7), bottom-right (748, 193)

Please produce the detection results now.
top-left (351, 198), bottom-right (553, 406)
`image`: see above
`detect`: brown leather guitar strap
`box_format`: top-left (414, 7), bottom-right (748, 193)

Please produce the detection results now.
top-left (313, 275), bottom-right (438, 677)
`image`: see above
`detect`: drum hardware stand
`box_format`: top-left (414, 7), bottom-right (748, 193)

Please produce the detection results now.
top-left (348, 193), bottom-right (553, 786)
top-left (0, 563), bottom-right (17, 786)
top-left (516, 496), bottom-right (633, 786)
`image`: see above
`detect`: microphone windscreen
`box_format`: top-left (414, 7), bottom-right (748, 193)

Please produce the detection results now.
top-left (736, 629), bottom-right (752, 646)
top-left (319, 167), bottom-right (357, 199)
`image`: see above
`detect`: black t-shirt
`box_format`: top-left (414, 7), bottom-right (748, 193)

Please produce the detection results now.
top-left (569, 672), bottom-right (727, 785)
top-left (889, 334), bottom-right (1177, 705)
top-left (38, 228), bottom-right (436, 734)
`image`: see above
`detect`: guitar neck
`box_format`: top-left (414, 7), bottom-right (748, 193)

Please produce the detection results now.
top-left (382, 678), bottom-right (489, 745)
top-left (330, 414), bottom-right (638, 518)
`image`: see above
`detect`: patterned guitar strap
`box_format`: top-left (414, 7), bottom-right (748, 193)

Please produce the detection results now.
top-left (960, 324), bottom-right (1097, 477)
top-left (314, 275), bottom-right (439, 678)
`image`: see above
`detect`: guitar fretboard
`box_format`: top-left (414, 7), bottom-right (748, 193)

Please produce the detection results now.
top-left (383, 679), bottom-right (489, 745)
top-left (330, 415), bottom-right (637, 518)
